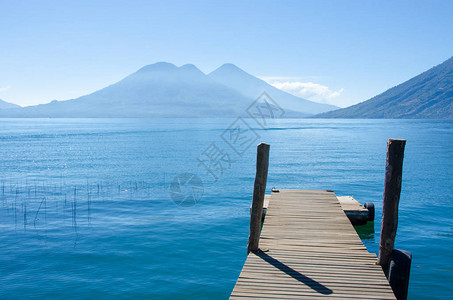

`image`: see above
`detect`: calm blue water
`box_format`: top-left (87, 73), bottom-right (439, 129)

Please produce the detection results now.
top-left (0, 118), bottom-right (452, 299)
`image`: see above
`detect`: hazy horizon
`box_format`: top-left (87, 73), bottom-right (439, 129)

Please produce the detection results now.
top-left (1, 1), bottom-right (452, 108)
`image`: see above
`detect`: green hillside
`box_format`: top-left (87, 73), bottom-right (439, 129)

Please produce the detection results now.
top-left (315, 56), bottom-right (453, 119)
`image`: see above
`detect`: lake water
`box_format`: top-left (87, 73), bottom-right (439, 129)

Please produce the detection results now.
top-left (0, 118), bottom-right (452, 299)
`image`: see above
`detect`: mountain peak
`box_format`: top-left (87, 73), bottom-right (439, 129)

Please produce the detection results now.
top-left (219, 63), bottom-right (240, 69)
top-left (212, 63), bottom-right (246, 74)
top-left (137, 62), bottom-right (177, 73)
top-left (179, 64), bottom-right (205, 75)
top-left (209, 63), bottom-right (337, 114)
top-left (180, 63), bottom-right (197, 70)
top-left (209, 63), bottom-right (253, 82)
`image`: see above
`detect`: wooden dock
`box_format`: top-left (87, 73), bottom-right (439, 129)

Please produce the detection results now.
top-left (231, 189), bottom-right (396, 299)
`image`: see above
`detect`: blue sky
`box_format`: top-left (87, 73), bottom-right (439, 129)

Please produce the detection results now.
top-left (0, 0), bottom-right (452, 107)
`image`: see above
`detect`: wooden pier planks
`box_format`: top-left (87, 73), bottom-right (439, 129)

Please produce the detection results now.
top-left (231, 190), bottom-right (396, 299)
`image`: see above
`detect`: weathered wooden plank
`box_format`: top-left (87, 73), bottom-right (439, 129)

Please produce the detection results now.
top-left (230, 190), bottom-right (395, 299)
top-left (233, 285), bottom-right (396, 296)
top-left (237, 275), bottom-right (391, 285)
top-left (231, 289), bottom-right (395, 300)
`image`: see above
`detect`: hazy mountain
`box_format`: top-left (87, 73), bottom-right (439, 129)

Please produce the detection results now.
top-left (0, 62), bottom-right (252, 118)
top-left (0, 99), bottom-right (20, 109)
top-left (0, 62), bottom-right (338, 118)
top-left (209, 63), bottom-right (338, 115)
top-left (315, 56), bottom-right (453, 119)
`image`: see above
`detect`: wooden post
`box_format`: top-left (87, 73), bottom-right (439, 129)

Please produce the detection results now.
top-left (378, 139), bottom-right (406, 277)
top-left (247, 143), bottom-right (270, 254)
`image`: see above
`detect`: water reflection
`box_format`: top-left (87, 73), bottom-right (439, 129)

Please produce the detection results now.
top-left (355, 221), bottom-right (375, 241)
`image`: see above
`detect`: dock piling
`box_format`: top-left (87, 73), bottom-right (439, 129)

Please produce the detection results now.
top-left (378, 139), bottom-right (406, 276)
top-left (247, 142), bottom-right (270, 254)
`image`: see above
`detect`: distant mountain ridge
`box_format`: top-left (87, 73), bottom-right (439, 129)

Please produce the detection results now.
top-left (209, 63), bottom-right (338, 115)
top-left (0, 63), bottom-right (336, 118)
top-left (0, 99), bottom-right (21, 110)
top-left (315, 56), bottom-right (453, 119)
